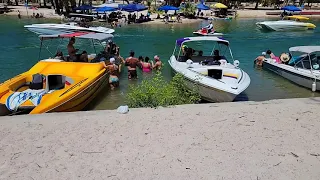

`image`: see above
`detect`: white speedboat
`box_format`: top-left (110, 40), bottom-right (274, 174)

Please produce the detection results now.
top-left (24, 22), bottom-right (115, 35)
top-left (193, 28), bottom-right (224, 37)
top-left (256, 16), bottom-right (316, 31)
top-left (168, 37), bottom-right (251, 102)
top-left (262, 46), bottom-right (320, 91)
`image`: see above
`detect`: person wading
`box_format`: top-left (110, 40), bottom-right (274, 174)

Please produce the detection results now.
top-left (125, 50), bottom-right (140, 79)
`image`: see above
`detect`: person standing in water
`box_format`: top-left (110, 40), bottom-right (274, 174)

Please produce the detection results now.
top-left (18, 10), bottom-right (21, 19)
top-left (255, 52), bottom-right (266, 66)
top-left (141, 57), bottom-right (152, 73)
top-left (101, 57), bottom-right (119, 90)
top-left (152, 55), bottom-right (162, 70)
top-left (125, 50), bottom-right (140, 79)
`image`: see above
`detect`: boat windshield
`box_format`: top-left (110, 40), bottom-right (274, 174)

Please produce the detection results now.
top-left (174, 40), bottom-right (233, 63)
top-left (38, 37), bottom-right (106, 62)
top-left (289, 51), bottom-right (320, 70)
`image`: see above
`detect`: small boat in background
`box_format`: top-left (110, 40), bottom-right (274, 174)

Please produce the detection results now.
top-left (168, 36), bottom-right (251, 102)
top-left (256, 16), bottom-right (316, 31)
top-left (24, 22), bottom-right (115, 35)
top-left (193, 28), bottom-right (224, 37)
top-left (0, 32), bottom-right (114, 116)
top-left (262, 46), bottom-right (320, 91)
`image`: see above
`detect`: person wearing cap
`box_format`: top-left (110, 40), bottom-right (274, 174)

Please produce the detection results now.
top-left (152, 55), bottom-right (162, 70)
top-left (125, 50), bottom-right (140, 79)
top-left (182, 45), bottom-right (188, 55)
top-left (101, 57), bottom-right (119, 90)
top-left (255, 52), bottom-right (266, 66)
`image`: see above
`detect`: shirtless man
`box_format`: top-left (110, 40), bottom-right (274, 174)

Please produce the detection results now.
top-left (67, 37), bottom-right (78, 62)
top-left (152, 55), bottom-right (162, 70)
top-left (255, 52), bottom-right (266, 66)
top-left (125, 51), bottom-right (140, 79)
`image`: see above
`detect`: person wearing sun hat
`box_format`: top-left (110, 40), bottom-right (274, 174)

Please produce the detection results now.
top-left (254, 52), bottom-right (266, 66)
top-left (280, 53), bottom-right (291, 64)
top-left (152, 55), bottom-right (162, 70)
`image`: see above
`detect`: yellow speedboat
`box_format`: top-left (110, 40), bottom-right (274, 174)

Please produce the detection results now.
top-left (0, 32), bottom-right (114, 115)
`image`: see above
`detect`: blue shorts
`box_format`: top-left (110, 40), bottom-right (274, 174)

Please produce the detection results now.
top-left (109, 77), bottom-right (119, 83)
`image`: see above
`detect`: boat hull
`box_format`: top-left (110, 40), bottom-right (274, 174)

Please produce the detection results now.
top-left (262, 60), bottom-right (320, 91)
top-left (26, 27), bottom-right (73, 35)
top-left (170, 67), bottom-right (237, 102)
top-left (256, 21), bottom-right (316, 31)
top-left (24, 24), bottom-right (115, 35)
top-left (46, 72), bottom-right (108, 113)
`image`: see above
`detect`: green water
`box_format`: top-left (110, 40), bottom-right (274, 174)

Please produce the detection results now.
top-left (0, 16), bottom-right (320, 109)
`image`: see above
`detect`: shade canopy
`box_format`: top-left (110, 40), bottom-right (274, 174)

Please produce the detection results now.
top-left (158, 5), bottom-right (180, 11)
top-left (39, 32), bottom-right (114, 42)
top-left (73, 5), bottom-right (95, 11)
top-left (196, 3), bottom-right (210, 10)
top-left (289, 46), bottom-right (320, 54)
top-left (176, 37), bottom-right (229, 47)
top-left (281, 5), bottom-right (301, 11)
top-left (96, 6), bottom-right (117, 12)
top-left (120, 3), bottom-right (147, 12)
top-left (212, 3), bottom-right (227, 9)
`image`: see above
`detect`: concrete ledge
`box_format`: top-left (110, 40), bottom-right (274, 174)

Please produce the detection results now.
top-left (1, 98), bottom-right (320, 179)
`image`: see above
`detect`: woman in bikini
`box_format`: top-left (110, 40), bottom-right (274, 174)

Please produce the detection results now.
top-left (101, 57), bottom-right (119, 90)
top-left (141, 57), bottom-right (152, 73)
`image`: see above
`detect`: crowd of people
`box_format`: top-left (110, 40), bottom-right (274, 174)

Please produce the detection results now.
top-left (127, 12), bottom-right (151, 24)
top-left (102, 50), bottom-right (162, 90)
top-left (53, 37), bottom-right (162, 90)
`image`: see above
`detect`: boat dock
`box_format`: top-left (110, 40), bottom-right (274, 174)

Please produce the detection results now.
top-left (1, 97), bottom-right (320, 179)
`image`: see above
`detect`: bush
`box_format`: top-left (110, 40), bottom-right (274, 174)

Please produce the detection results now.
top-left (126, 72), bottom-right (200, 108)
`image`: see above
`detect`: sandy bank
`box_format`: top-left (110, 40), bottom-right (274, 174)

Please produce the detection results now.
top-left (1, 97), bottom-right (320, 179)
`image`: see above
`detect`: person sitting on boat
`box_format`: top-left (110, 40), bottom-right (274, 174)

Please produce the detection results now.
top-left (202, 50), bottom-right (221, 65)
top-left (198, 50), bottom-right (203, 56)
top-left (205, 22), bottom-right (214, 33)
top-left (266, 50), bottom-right (281, 63)
top-left (125, 50), bottom-right (140, 80)
top-left (67, 37), bottom-right (79, 62)
top-left (101, 57), bottom-right (119, 90)
top-left (182, 45), bottom-right (188, 55)
top-left (152, 55), bottom-right (162, 70)
top-left (105, 40), bottom-right (118, 56)
top-left (54, 51), bottom-right (64, 61)
top-left (280, 53), bottom-right (291, 65)
top-left (79, 51), bottom-right (88, 62)
top-left (255, 52), bottom-right (266, 66)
